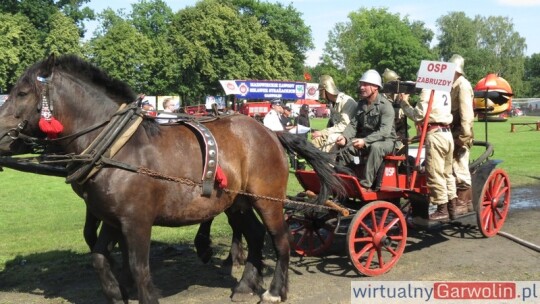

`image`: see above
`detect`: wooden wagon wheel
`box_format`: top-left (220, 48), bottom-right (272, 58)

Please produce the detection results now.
top-left (285, 211), bottom-right (335, 257)
top-left (476, 168), bottom-right (511, 237)
top-left (346, 201), bottom-right (407, 276)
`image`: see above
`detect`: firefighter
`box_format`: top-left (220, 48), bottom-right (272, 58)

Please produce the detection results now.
top-left (382, 68), bottom-right (408, 146)
top-left (335, 70), bottom-right (396, 190)
top-left (449, 54), bottom-right (475, 214)
top-left (311, 75), bottom-right (357, 153)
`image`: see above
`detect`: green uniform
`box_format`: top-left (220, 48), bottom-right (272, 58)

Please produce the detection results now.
top-left (340, 93), bottom-right (396, 189)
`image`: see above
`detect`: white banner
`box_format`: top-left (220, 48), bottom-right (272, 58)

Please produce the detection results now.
top-left (219, 80), bottom-right (241, 95)
top-left (416, 61), bottom-right (456, 92)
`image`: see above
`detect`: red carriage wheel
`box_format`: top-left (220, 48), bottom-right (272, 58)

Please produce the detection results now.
top-left (347, 201), bottom-right (407, 276)
top-left (285, 211), bottom-right (335, 256)
top-left (476, 168), bottom-right (511, 237)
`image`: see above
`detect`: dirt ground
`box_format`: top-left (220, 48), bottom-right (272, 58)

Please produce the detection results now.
top-left (0, 187), bottom-right (539, 304)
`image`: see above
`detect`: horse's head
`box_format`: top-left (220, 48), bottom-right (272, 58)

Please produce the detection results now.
top-left (0, 54), bottom-right (137, 156)
top-left (0, 56), bottom-right (56, 155)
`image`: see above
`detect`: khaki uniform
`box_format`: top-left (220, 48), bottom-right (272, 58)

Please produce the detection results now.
top-left (450, 75), bottom-right (474, 189)
top-left (312, 92), bottom-right (357, 152)
top-left (401, 89), bottom-right (457, 205)
top-left (340, 93), bottom-right (396, 189)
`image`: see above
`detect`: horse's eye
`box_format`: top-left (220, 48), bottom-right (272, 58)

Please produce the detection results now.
top-left (17, 91), bottom-right (28, 97)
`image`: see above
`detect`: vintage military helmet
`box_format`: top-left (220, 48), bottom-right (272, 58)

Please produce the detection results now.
top-left (318, 75), bottom-right (339, 95)
top-left (359, 69), bottom-right (382, 89)
top-left (382, 68), bottom-right (400, 84)
top-left (449, 54), bottom-right (465, 74)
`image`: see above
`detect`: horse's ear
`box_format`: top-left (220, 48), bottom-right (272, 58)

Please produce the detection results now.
top-left (42, 54), bottom-right (56, 77)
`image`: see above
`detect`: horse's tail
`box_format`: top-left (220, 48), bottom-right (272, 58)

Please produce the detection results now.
top-left (276, 132), bottom-right (347, 205)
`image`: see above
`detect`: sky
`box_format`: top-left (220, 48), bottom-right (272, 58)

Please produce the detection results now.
top-left (84, 0), bottom-right (540, 66)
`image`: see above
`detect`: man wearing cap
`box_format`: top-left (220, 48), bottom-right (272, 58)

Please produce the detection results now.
top-left (263, 98), bottom-right (285, 131)
top-left (312, 75), bottom-right (357, 152)
top-left (336, 69), bottom-right (396, 190)
top-left (448, 54), bottom-right (475, 213)
top-left (280, 106), bottom-right (294, 130)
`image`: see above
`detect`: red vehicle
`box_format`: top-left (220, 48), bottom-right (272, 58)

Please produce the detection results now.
top-left (286, 90), bottom-right (511, 277)
top-left (238, 101), bottom-right (271, 118)
top-left (184, 105), bottom-right (208, 116)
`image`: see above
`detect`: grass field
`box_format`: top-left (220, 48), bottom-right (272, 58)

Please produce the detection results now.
top-left (1, 115), bottom-right (539, 273)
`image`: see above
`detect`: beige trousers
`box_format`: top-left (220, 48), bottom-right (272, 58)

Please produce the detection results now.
top-left (425, 131), bottom-right (457, 205)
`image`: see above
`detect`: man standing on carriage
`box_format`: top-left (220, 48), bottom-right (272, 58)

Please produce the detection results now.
top-left (335, 70), bottom-right (396, 190)
top-left (399, 89), bottom-right (462, 221)
top-left (449, 54), bottom-right (475, 213)
top-left (311, 75), bottom-right (357, 153)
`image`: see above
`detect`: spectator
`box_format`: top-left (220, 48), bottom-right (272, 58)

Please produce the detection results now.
top-left (156, 98), bottom-right (178, 124)
top-left (291, 104), bottom-right (312, 170)
top-left (263, 98), bottom-right (285, 131)
top-left (449, 54), bottom-right (475, 213)
top-left (281, 106), bottom-right (294, 130)
top-left (335, 70), bottom-right (396, 190)
top-left (312, 75), bottom-right (357, 152)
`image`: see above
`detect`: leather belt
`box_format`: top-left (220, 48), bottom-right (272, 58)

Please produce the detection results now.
top-left (427, 123), bottom-right (451, 133)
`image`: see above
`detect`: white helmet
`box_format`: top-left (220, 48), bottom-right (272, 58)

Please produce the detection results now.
top-left (449, 54), bottom-right (465, 74)
top-left (359, 69), bottom-right (382, 89)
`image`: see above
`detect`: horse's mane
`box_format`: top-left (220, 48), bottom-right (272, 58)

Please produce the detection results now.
top-left (50, 55), bottom-right (137, 104)
top-left (30, 55), bottom-right (159, 134)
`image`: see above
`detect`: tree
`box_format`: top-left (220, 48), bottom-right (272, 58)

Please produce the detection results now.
top-left (321, 8), bottom-right (435, 95)
top-left (227, 0), bottom-right (314, 76)
top-left (129, 0), bottom-right (177, 95)
top-left (0, 0), bottom-right (94, 37)
top-left (436, 13), bottom-right (526, 96)
top-left (44, 11), bottom-right (83, 56)
top-left (168, 0), bottom-right (295, 100)
top-left (0, 13), bottom-right (43, 92)
top-left (524, 54), bottom-right (540, 97)
top-left (86, 17), bottom-right (157, 94)
top-left (130, 0), bottom-right (173, 37)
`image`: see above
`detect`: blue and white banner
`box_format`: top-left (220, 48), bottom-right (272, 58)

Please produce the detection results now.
top-left (219, 80), bottom-right (306, 100)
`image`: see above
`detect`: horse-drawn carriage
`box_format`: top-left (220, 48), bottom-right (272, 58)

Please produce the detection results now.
top-left (284, 96), bottom-right (511, 277)
top-left (0, 55), bottom-right (511, 303)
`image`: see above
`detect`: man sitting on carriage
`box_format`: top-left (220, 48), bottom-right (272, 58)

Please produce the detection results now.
top-left (335, 69), bottom-right (397, 190)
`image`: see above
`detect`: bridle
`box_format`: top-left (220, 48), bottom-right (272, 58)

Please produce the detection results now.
top-left (1, 74), bottom-right (121, 153)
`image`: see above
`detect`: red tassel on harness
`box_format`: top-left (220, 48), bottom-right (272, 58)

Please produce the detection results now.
top-left (215, 166), bottom-right (228, 188)
top-left (39, 116), bottom-right (64, 139)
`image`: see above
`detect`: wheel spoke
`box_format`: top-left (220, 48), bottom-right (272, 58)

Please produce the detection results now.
top-left (382, 217), bottom-right (400, 234)
top-left (370, 210), bottom-right (378, 232)
top-left (375, 248), bottom-right (385, 269)
top-left (353, 242), bottom-right (373, 261)
top-left (363, 246), bottom-right (376, 268)
top-left (378, 209), bottom-right (389, 231)
top-left (359, 220), bottom-right (374, 236)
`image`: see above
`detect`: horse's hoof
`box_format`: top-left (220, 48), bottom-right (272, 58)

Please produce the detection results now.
top-left (230, 291), bottom-right (258, 302)
top-left (197, 248), bottom-right (213, 264)
top-left (261, 290), bottom-right (281, 303)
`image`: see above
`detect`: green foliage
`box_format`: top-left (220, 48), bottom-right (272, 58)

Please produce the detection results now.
top-left (227, 0), bottom-right (314, 77)
top-left (86, 18), bottom-right (157, 94)
top-left (168, 0), bottom-right (295, 99)
top-left (0, 13), bottom-right (44, 92)
top-left (321, 8), bottom-right (435, 95)
top-left (0, 0), bottom-right (94, 37)
top-left (523, 54), bottom-right (540, 97)
top-left (45, 11), bottom-right (83, 56)
top-left (436, 13), bottom-right (526, 96)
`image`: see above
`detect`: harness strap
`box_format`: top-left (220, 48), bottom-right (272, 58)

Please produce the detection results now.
top-left (183, 120), bottom-right (220, 197)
